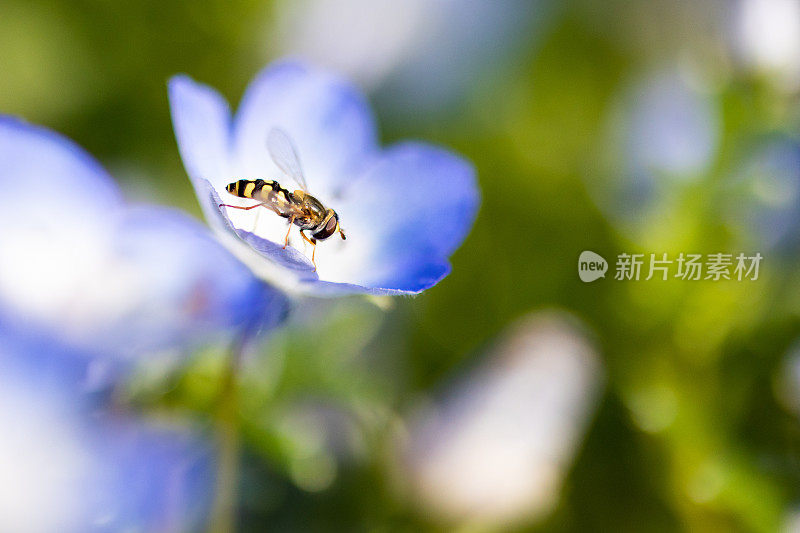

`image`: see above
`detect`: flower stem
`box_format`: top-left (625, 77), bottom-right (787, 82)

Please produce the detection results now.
top-left (208, 334), bottom-right (248, 533)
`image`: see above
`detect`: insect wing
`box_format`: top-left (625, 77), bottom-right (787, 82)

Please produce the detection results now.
top-left (267, 128), bottom-right (308, 192)
top-left (265, 186), bottom-right (302, 218)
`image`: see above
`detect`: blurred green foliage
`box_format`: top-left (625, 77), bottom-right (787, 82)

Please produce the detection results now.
top-left (5, 0), bottom-right (800, 531)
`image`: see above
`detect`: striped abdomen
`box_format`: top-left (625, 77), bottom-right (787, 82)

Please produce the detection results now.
top-left (225, 179), bottom-right (291, 201)
top-left (225, 179), bottom-right (297, 219)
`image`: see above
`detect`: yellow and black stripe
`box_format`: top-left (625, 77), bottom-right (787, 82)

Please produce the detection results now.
top-left (225, 179), bottom-right (292, 202)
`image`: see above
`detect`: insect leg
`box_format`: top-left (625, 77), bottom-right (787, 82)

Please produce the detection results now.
top-left (218, 203), bottom-right (264, 211)
top-left (299, 232), bottom-right (318, 271)
top-left (283, 215), bottom-right (295, 249)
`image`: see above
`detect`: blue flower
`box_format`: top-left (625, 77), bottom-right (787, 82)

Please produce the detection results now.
top-left (585, 69), bottom-right (718, 239)
top-left (0, 115), bottom-right (288, 362)
top-left (727, 136), bottom-right (800, 252)
top-left (0, 322), bottom-right (213, 533)
top-left (168, 60), bottom-right (480, 295)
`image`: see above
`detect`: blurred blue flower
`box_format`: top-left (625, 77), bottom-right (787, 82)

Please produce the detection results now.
top-left (625, 72), bottom-right (717, 179)
top-left (586, 69), bottom-right (719, 239)
top-left (168, 60), bottom-right (480, 295)
top-left (402, 312), bottom-right (602, 526)
top-left (0, 115), bottom-right (288, 362)
top-left (272, 0), bottom-right (552, 120)
top-left (725, 136), bottom-right (800, 253)
top-left (0, 323), bottom-right (213, 533)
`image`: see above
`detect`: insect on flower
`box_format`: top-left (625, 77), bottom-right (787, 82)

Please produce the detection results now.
top-left (219, 128), bottom-right (345, 271)
top-left (169, 61), bottom-right (480, 295)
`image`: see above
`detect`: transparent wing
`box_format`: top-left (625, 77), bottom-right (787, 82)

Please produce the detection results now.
top-left (267, 128), bottom-right (308, 192)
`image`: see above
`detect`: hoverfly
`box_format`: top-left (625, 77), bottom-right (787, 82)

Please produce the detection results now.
top-left (219, 128), bottom-right (346, 271)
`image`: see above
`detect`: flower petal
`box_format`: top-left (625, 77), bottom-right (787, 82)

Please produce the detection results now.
top-left (358, 142), bottom-right (478, 257)
top-left (308, 257), bottom-right (451, 296)
top-left (198, 179), bottom-right (317, 275)
top-left (168, 75), bottom-right (233, 191)
top-left (89, 420), bottom-right (213, 532)
top-left (236, 227), bottom-right (319, 276)
top-left (232, 60), bottom-right (378, 199)
top-left (111, 205), bottom-right (290, 355)
top-left (0, 324), bottom-right (214, 533)
top-left (0, 116), bottom-right (290, 359)
top-left (323, 142), bottom-right (478, 292)
top-left (0, 114), bottom-right (122, 222)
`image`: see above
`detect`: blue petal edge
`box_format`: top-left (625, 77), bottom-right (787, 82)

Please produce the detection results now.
top-left (167, 75), bottom-right (232, 190)
top-left (300, 260), bottom-right (452, 296)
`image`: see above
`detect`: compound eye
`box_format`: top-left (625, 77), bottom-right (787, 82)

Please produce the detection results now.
top-left (313, 214), bottom-right (339, 240)
top-left (325, 214), bottom-right (338, 234)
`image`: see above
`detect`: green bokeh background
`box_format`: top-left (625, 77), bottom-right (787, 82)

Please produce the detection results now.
top-left (3, 1), bottom-right (800, 531)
